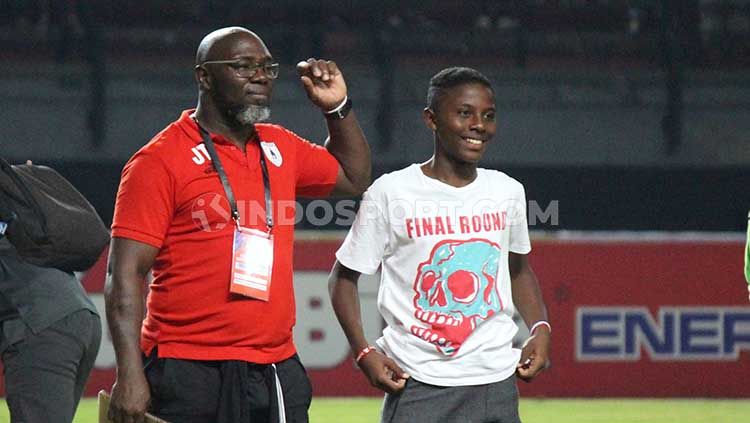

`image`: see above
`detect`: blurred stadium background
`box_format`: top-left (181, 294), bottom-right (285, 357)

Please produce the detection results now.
top-left (1, 0), bottom-right (750, 421)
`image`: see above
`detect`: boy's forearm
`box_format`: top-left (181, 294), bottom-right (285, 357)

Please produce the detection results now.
top-left (329, 264), bottom-right (369, 353)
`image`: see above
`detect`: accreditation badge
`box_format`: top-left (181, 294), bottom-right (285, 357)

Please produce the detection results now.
top-left (230, 226), bottom-right (274, 301)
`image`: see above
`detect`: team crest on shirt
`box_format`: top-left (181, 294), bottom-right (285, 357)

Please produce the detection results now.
top-left (260, 141), bottom-right (283, 167)
top-left (411, 239), bottom-right (503, 356)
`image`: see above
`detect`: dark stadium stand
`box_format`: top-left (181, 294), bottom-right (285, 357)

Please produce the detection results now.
top-left (1, 0), bottom-right (748, 231)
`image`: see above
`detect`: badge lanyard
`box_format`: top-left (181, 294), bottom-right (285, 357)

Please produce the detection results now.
top-left (195, 121), bottom-right (273, 232)
top-left (195, 119), bottom-right (275, 300)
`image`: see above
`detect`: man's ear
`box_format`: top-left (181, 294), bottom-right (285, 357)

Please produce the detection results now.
top-left (422, 107), bottom-right (437, 131)
top-left (195, 66), bottom-right (211, 90)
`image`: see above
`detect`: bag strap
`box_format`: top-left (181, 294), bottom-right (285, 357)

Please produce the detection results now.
top-left (0, 158), bottom-right (49, 234)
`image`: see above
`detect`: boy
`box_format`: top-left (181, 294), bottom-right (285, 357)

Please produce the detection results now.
top-left (329, 67), bottom-right (550, 422)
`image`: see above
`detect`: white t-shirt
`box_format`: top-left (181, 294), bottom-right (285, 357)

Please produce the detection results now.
top-left (336, 164), bottom-right (532, 386)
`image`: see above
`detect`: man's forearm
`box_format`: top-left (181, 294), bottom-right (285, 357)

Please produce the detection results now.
top-left (105, 276), bottom-right (146, 375)
top-left (325, 112), bottom-right (371, 194)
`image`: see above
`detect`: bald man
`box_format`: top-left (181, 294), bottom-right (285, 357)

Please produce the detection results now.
top-left (105, 27), bottom-right (370, 423)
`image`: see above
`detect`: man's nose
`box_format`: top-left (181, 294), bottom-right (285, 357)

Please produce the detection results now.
top-left (250, 69), bottom-right (272, 83)
top-left (251, 73), bottom-right (270, 84)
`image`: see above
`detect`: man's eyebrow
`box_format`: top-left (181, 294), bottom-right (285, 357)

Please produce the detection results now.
top-left (231, 55), bottom-right (274, 62)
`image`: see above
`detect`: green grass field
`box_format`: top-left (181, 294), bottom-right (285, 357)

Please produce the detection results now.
top-left (2, 397), bottom-right (749, 422)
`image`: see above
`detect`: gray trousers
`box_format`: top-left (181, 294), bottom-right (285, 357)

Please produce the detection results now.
top-left (381, 374), bottom-right (522, 423)
top-left (2, 309), bottom-right (102, 423)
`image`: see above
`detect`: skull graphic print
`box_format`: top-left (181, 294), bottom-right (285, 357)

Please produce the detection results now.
top-left (412, 238), bottom-right (503, 356)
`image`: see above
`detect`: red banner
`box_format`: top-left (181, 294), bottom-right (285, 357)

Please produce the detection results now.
top-left (522, 238), bottom-right (749, 398)
top-left (3, 235), bottom-right (748, 398)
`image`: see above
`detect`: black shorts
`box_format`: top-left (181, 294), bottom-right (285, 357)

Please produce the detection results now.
top-left (144, 350), bottom-right (313, 423)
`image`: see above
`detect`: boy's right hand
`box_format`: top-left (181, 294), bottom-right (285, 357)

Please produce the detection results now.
top-left (358, 350), bottom-right (410, 394)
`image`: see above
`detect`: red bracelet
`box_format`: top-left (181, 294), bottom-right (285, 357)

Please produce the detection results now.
top-left (355, 345), bottom-right (377, 363)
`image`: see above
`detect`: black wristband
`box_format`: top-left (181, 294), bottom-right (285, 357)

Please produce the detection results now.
top-left (324, 98), bottom-right (353, 120)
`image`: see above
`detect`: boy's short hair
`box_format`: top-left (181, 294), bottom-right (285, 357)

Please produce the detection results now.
top-left (427, 67), bottom-right (493, 110)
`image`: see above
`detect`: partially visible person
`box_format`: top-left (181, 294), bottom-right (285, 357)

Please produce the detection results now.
top-left (330, 67), bottom-right (549, 423)
top-left (745, 211), bottom-right (749, 302)
top-left (106, 26), bottom-right (370, 423)
top-left (0, 162), bottom-right (103, 423)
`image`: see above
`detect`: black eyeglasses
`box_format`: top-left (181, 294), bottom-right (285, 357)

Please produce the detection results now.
top-left (199, 59), bottom-right (280, 79)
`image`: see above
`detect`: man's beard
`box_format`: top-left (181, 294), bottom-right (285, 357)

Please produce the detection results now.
top-left (235, 104), bottom-right (271, 125)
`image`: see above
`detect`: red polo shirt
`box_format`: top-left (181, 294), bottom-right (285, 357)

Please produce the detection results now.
top-left (111, 110), bottom-right (339, 363)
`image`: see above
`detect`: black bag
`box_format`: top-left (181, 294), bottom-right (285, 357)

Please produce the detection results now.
top-left (0, 158), bottom-right (110, 271)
